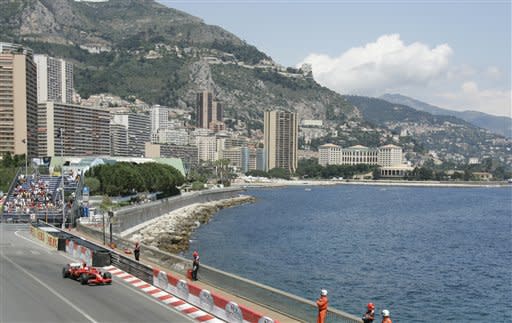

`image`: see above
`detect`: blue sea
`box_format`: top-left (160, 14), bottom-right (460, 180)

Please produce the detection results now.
top-left (188, 185), bottom-right (512, 322)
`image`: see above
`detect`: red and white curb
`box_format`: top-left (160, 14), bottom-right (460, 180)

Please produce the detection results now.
top-left (103, 265), bottom-right (224, 323)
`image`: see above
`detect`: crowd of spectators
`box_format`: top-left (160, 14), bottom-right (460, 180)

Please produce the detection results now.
top-left (3, 174), bottom-right (63, 215)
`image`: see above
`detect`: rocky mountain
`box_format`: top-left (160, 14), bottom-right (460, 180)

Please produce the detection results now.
top-left (1, 0), bottom-right (510, 168)
top-left (0, 0), bottom-right (358, 125)
top-left (380, 93), bottom-right (512, 138)
top-left (345, 96), bottom-right (511, 165)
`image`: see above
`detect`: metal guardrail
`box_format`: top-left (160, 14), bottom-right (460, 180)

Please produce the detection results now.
top-left (2, 210), bottom-right (63, 223)
top-left (199, 262), bottom-right (362, 323)
top-left (77, 222), bottom-right (361, 322)
top-left (3, 167), bottom-right (22, 207)
top-left (110, 251), bottom-right (154, 283)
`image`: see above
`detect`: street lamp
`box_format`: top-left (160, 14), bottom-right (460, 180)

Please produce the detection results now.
top-left (59, 128), bottom-right (65, 229)
top-left (22, 139), bottom-right (27, 178)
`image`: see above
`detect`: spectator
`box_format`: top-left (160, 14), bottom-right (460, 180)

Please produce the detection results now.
top-left (316, 289), bottom-right (329, 323)
top-left (362, 303), bottom-right (375, 323)
top-left (192, 250), bottom-right (200, 281)
top-left (134, 241), bottom-right (140, 261)
top-left (381, 310), bottom-right (392, 323)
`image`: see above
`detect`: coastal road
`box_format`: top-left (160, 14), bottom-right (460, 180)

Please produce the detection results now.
top-left (0, 223), bottom-right (195, 323)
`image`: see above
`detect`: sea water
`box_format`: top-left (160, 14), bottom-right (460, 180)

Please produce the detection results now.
top-left (189, 185), bottom-right (512, 322)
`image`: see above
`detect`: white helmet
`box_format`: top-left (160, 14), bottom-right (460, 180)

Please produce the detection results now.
top-left (321, 289), bottom-right (328, 296)
top-left (382, 309), bottom-right (390, 317)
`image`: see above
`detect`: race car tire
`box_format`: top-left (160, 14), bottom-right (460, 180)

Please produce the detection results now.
top-left (103, 272), bottom-right (112, 279)
top-left (80, 273), bottom-right (88, 285)
top-left (62, 267), bottom-right (69, 278)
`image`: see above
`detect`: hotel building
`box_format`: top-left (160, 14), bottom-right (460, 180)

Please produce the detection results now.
top-left (319, 144), bottom-right (400, 166)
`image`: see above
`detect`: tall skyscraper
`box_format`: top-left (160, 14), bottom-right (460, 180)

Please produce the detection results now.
top-left (0, 42), bottom-right (38, 158)
top-left (264, 110), bottom-right (298, 173)
top-left (196, 91), bottom-right (223, 131)
top-left (34, 54), bottom-right (73, 104)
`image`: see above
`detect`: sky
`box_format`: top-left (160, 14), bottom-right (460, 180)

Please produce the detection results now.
top-left (157, 0), bottom-right (511, 117)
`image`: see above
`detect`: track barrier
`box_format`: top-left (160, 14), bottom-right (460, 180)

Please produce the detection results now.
top-left (153, 268), bottom-right (277, 323)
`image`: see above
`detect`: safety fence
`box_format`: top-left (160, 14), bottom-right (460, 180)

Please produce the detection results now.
top-left (51, 222), bottom-right (283, 322)
top-left (77, 222), bottom-right (361, 323)
top-left (110, 251), bottom-right (153, 284)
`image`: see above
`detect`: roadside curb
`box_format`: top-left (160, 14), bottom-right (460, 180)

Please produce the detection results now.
top-left (103, 265), bottom-right (224, 323)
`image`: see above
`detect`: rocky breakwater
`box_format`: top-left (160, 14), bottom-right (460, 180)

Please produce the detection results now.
top-left (130, 195), bottom-right (255, 254)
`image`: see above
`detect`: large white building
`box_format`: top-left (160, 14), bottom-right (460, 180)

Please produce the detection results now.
top-left (34, 54), bottom-right (73, 104)
top-left (318, 143), bottom-right (342, 166)
top-left (157, 129), bottom-right (189, 146)
top-left (150, 105), bottom-right (169, 134)
top-left (377, 144), bottom-right (403, 167)
top-left (318, 144), bottom-right (402, 167)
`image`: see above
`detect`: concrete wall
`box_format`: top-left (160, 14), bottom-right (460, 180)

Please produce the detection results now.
top-left (112, 187), bottom-right (244, 234)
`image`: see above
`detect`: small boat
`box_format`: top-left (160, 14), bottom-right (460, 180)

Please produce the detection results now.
top-left (304, 188), bottom-right (312, 191)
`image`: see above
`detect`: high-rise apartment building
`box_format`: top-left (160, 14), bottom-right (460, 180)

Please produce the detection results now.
top-left (37, 102), bottom-right (110, 156)
top-left (264, 110), bottom-right (298, 173)
top-left (110, 123), bottom-right (129, 157)
top-left (150, 105), bottom-right (169, 134)
top-left (0, 43), bottom-right (38, 158)
top-left (196, 91), bottom-right (223, 131)
top-left (111, 112), bottom-right (151, 157)
top-left (34, 54), bottom-right (73, 104)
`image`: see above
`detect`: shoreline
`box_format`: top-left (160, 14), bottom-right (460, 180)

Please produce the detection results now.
top-left (126, 195), bottom-right (256, 254)
top-left (119, 180), bottom-right (508, 254)
top-left (231, 179), bottom-right (510, 188)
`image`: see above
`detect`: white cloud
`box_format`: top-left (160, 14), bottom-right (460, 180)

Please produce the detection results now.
top-left (300, 34), bottom-right (453, 96)
top-left (484, 66), bottom-right (502, 80)
top-left (437, 81), bottom-right (511, 117)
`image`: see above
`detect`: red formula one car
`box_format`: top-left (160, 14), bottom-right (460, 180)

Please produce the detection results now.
top-left (62, 262), bottom-right (112, 285)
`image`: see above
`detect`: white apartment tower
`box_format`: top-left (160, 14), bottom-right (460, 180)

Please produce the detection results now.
top-left (150, 105), bottom-right (170, 133)
top-left (34, 54), bottom-right (73, 104)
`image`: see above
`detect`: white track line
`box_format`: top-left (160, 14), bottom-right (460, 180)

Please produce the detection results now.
top-left (0, 253), bottom-right (98, 323)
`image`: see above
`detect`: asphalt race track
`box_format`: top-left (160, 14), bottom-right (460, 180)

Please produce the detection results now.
top-left (0, 223), bottom-right (195, 323)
